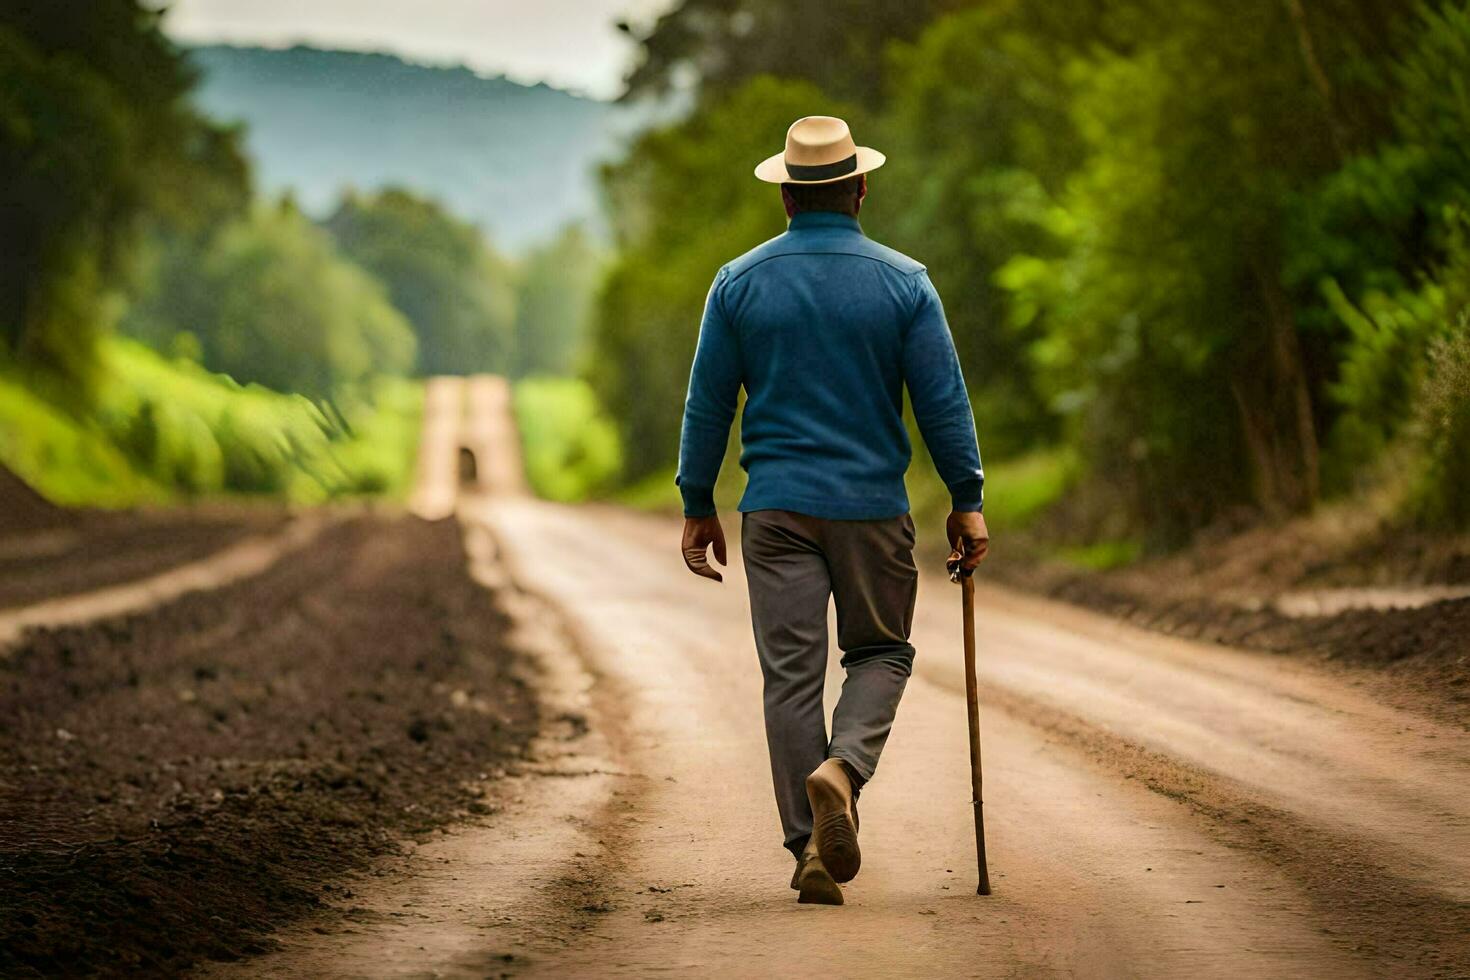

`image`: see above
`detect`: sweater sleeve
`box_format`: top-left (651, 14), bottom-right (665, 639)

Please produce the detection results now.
top-left (902, 271), bottom-right (984, 511)
top-left (675, 268), bottom-right (741, 517)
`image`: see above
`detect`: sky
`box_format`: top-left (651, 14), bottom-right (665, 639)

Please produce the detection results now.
top-left (159, 0), bottom-right (675, 99)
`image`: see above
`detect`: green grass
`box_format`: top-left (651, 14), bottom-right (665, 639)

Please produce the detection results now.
top-left (0, 378), bottom-right (165, 507)
top-left (0, 339), bottom-right (423, 507)
top-left (322, 376), bottom-right (425, 499)
top-left (1056, 538), bottom-right (1143, 570)
top-left (615, 465), bottom-right (682, 512)
top-left (980, 448), bottom-right (1079, 531)
top-left (906, 445), bottom-right (1078, 537)
top-left (513, 376), bottom-right (622, 503)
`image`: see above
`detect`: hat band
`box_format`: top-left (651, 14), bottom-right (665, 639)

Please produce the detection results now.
top-left (785, 153), bottom-right (858, 181)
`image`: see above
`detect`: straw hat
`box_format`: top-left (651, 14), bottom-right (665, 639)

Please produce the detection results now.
top-left (754, 116), bottom-right (886, 184)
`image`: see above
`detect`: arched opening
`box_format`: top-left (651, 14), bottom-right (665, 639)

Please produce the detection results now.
top-left (457, 446), bottom-right (479, 487)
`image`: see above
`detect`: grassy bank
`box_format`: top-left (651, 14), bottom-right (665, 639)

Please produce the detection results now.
top-left (0, 339), bottom-right (423, 508)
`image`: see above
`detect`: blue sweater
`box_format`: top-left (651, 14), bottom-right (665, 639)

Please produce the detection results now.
top-left (676, 211), bottom-right (984, 520)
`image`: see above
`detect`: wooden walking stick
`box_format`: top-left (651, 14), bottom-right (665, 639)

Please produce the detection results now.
top-left (948, 553), bottom-right (992, 896)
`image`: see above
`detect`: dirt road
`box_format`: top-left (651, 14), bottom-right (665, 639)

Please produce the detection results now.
top-left (235, 375), bottom-right (1468, 979)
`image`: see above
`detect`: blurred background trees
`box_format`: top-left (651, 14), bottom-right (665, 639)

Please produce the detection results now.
top-left (0, 1), bottom-right (600, 503)
top-left (0, 0), bottom-right (248, 386)
top-left (323, 189), bottom-right (516, 377)
top-left (133, 200), bottom-right (417, 398)
top-left (512, 226), bottom-right (603, 379)
top-left (597, 0), bottom-right (1470, 541)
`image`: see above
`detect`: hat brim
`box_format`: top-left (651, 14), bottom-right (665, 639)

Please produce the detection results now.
top-left (754, 146), bottom-right (886, 184)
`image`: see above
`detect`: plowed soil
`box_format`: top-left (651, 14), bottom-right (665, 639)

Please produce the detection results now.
top-left (0, 465), bottom-right (62, 536)
top-left (0, 514), bottom-right (537, 977)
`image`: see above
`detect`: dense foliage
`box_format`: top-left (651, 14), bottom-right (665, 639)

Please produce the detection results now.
top-left (0, 0), bottom-right (248, 384)
top-left (0, 338), bottom-right (423, 503)
top-left (513, 376), bottom-right (622, 502)
top-left (323, 189), bottom-right (517, 377)
top-left (128, 201), bottom-right (416, 398)
top-left (597, 0), bottom-right (1470, 536)
top-left (512, 226), bottom-right (603, 378)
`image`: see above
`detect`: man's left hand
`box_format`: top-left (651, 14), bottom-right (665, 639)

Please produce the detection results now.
top-left (682, 515), bottom-right (727, 582)
top-left (946, 510), bottom-right (990, 572)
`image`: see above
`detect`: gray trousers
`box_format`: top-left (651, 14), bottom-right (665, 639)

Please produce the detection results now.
top-left (741, 509), bottom-right (918, 857)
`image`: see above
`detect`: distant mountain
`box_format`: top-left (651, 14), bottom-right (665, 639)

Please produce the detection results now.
top-left (187, 45), bottom-right (637, 250)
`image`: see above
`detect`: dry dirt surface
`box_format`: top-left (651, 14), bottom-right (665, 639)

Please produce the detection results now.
top-left (0, 513), bottom-right (537, 976)
top-left (228, 376), bottom-right (1470, 980)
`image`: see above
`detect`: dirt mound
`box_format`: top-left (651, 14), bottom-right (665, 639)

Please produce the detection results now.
top-left (0, 514), bottom-right (538, 976)
top-left (1012, 566), bottom-right (1470, 724)
top-left (0, 466), bottom-right (64, 536)
top-left (0, 507), bottom-right (289, 611)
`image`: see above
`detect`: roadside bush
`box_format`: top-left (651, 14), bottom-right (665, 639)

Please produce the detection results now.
top-left (114, 396), bottom-right (225, 494)
top-left (1409, 311), bottom-right (1470, 527)
top-left (321, 377), bottom-right (426, 499)
top-left (1291, 4), bottom-right (1470, 491)
top-left (0, 338), bottom-right (423, 506)
top-left (211, 409), bottom-right (291, 494)
top-left (1320, 278), bottom-right (1453, 486)
top-left (514, 377), bottom-right (621, 502)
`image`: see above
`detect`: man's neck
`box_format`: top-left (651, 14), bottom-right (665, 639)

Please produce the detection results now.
top-left (788, 211), bottom-right (862, 231)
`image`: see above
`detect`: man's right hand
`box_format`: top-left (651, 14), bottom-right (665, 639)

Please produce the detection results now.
top-left (681, 515), bottom-right (727, 582)
top-left (946, 510), bottom-right (990, 572)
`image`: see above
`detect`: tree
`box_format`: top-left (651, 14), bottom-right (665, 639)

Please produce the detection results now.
top-left (619, 0), bottom-right (966, 105)
top-left (0, 1), bottom-right (249, 385)
top-left (157, 201), bottom-right (416, 398)
top-left (512, 225), bottom-right (602, 378)
top-left (323, 188), bottom-right (515, 376)
top-left (1287, 3), bottom-right (1470, 500)
top-left (873, 5), bottom-right (1081, 457)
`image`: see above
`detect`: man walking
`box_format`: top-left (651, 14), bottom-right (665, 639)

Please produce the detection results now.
top-left (676, 116), bottom-right (989, 905)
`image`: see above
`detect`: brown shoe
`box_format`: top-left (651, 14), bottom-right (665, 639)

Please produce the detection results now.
top-left (794, 838), bottom-right (843, 905)
top-left (806, 758), bottom-right (860, 884)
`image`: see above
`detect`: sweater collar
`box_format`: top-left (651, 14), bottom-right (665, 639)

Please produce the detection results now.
top-left (787, 211), bottom-right (864, 234)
